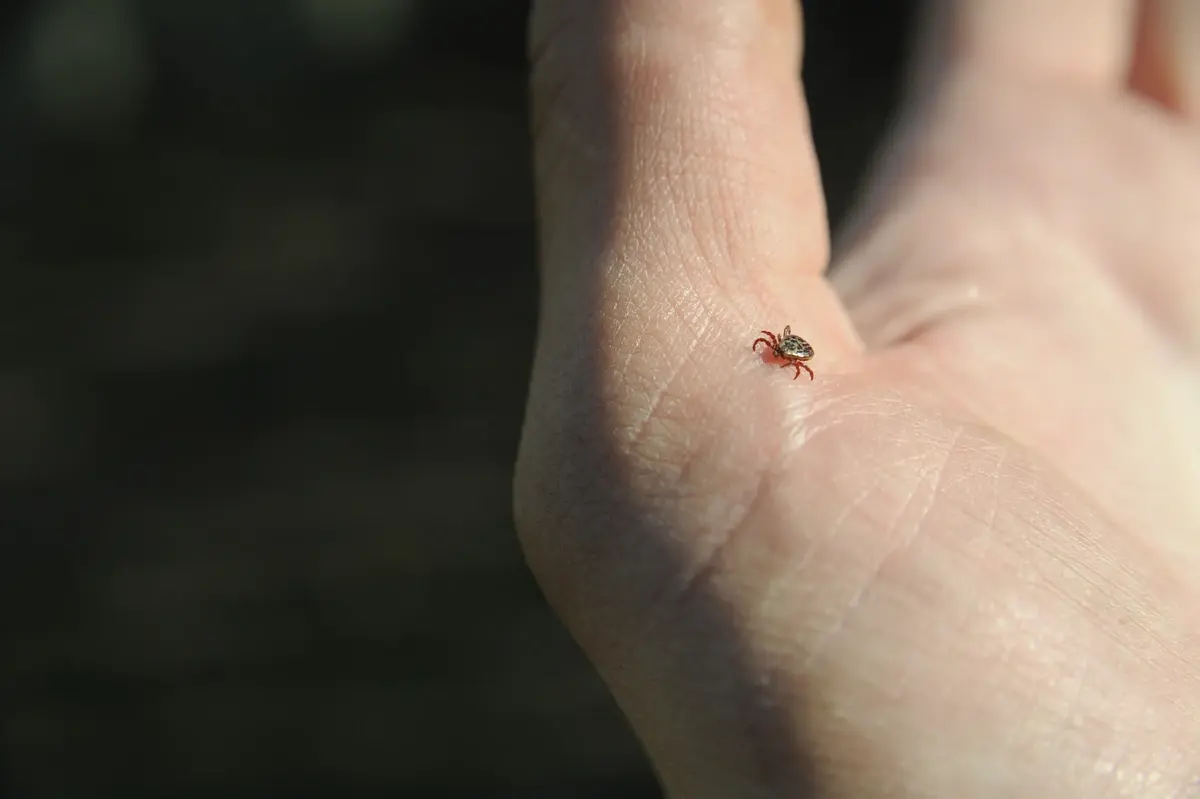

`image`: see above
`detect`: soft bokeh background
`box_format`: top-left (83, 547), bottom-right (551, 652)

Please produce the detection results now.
top-left (0, 1), bottom-right (914, 796)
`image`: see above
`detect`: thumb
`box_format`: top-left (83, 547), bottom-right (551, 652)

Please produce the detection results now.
top-left (527, 0), bottom-right (856, 357)
top-left (518, 0), bottom-right (853, 795)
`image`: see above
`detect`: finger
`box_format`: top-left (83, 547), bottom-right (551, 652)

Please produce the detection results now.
top-left (528, 0), bottom-right (848, 335)
top-left (523, 0), bottom-right (859, 647)
top-left (914, 0), bottom-right (1136, 91)
top-left (520, 0), bottom-right (857, 791)
top-left (1128, 0), bottom-right (1200, 119)
top-left (522, 0), bottom-right (837, 618)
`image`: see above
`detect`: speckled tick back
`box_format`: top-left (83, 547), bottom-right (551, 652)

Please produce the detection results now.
top-left (752, 325), bottom-right (814, 381)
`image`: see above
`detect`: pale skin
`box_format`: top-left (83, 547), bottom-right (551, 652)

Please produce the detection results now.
top-left (516, 0), bottom-right (1200, 796)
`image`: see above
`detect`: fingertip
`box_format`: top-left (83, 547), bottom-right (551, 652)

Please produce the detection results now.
top-left (916, 0), bottom-right (1136, 90)
top-left (528, 0), bottom-right (828, 288)
top-left (1128, 0), bottom-right (1200, 119)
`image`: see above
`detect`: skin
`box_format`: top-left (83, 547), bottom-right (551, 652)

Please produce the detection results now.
top-left (515, 0), bottom-right (1200, 796)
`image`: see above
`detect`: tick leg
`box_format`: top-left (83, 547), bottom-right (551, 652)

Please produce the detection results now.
top-left (781, 361), bottom-right (813, 380)
top-left (753, 330), bottom-right (778, 353)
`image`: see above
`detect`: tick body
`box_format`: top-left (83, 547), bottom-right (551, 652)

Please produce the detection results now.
top-left (752, 325), bottom-right (814, 380)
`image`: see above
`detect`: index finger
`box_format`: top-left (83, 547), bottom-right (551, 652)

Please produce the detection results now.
top-left (528, 0), bottom-right (858, 363)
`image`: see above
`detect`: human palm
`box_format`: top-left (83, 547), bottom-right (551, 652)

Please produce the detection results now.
top-left (841, 68), bottom-right (1200, 569)
top-left (517, 2), bottom-right (1200, 795)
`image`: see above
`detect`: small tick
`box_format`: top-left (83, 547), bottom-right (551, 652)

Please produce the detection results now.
top-left (752, 325), bottom-right (814, 380)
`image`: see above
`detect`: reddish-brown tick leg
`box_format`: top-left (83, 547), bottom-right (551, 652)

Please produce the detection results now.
top-left (781, 361), bottom-right (814, 380)
top-left (753, 331), bottom-right (777, 353)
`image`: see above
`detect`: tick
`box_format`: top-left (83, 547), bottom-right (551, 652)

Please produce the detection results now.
top-left (752, 325), bottom-right (814, 380)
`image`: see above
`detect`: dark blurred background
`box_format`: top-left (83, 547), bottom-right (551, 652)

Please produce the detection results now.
top-left (0, 1), bottom-right (916, 796)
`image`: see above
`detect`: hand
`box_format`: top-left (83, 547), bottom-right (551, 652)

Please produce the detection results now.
top-left (515, 1), bottom-right (1200, 795)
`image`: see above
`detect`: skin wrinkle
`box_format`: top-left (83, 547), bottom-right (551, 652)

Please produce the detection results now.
top-left (743, 442), bottom-right (937, 684)
top-left (609, 193), bottom-right (713, 322)
top-left (800, 427), bottom-right (962, 674)
top-left (615, 320), bottom-right (700, 457)
top-left (612, 40), bottom-right (817, 302)
top-left (613, 347), bottom-right (760, 546)
top-left (609, 3), bottom-right (788, 84)
top-left (614, 357), bottom-right (782, 623)
top-left (534, 3), bottom-right (756, 158)
top-left (982, 439), bottom-right (1008, 556)
top-left (600, 247), bottom-right (703, 419)
top-left (639, 396), bottom-right (938, 685)
top-left (858, 75), bottom-right (1200, 363)
top-left (644, 460), bottom-right (775, 643)
top-left (923, 444), bottom-right (1011, 676)
top-left (1006, 498), bottom-right (1194, 683)
top-left (533, 9), bottom-right (786, 232)
top-left (674, 109), bottom-right (757, 231)
top-left (704, 178), bottom-right (815, 307)
top-left (637, 150), bottom-right (770, 305)
top-left (1021, 538), bottom-right (1148, 651)
top-left (848, 203), bottom-right (1084, 349)
top-left (886, 274), bottom-right (1200, 566)
top-left (876, 448), bottom-right (1008, 705)
top-left (1032, 493), bottom-right (1163, 616)
top-left (830, 417), bottom-right (1185, 791)
top-left (779, 390), bottom-right (926, 457)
